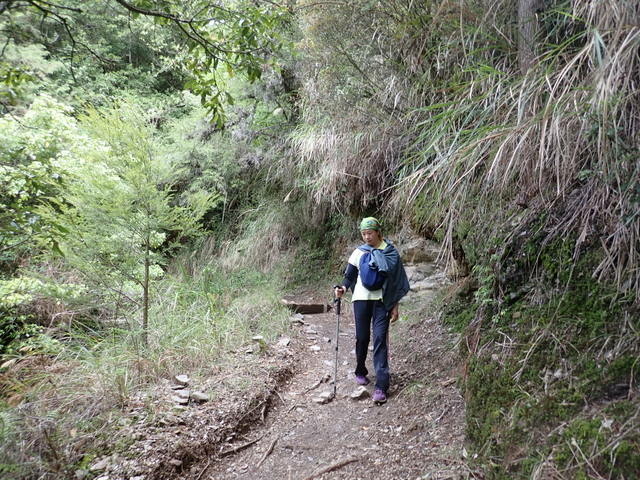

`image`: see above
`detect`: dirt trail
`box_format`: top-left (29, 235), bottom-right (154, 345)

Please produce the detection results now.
top-left (193, 293), bottom-right (470, 480)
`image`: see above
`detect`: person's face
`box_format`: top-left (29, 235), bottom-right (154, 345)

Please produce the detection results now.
top-left (361, 229), bottom-right (382, 247)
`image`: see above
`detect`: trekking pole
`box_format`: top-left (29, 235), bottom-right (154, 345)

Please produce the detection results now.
top-left (333, 287), bottom-right (342, 398)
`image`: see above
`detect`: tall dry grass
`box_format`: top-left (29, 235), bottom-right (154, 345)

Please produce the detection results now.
top-left (290, 122), bottom-right (406, 212)
top-left (289, 0), bottom-right (426, 213)
top-left (385, 0), bottom-right (638, 298)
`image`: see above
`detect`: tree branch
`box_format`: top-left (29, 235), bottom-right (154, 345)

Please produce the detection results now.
top-left (0, 235), bottom-right (35, 253)
top-left (26, 0), bottom-right (82, 14)
top-left (113, 0), bottom-right (278, 56)
top-left (111, 0), bottom-right (238, 24)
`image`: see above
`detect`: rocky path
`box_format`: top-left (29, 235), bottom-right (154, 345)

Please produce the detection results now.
top-left (191, 286), bottom-right (471, 479)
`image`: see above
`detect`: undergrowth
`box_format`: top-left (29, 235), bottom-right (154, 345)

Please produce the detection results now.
top-left (0, 255), bottom-right (292, 478)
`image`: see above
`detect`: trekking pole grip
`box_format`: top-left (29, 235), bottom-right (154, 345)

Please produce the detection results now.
top-left (333, 285), bottom-right (342, 315)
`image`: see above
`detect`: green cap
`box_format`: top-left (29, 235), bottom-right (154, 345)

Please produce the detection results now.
top-left (359, 217), bottom-right (381, 231)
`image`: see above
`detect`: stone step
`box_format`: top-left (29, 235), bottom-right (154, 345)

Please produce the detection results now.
top-left (281, 297), bottom-right (331, 314)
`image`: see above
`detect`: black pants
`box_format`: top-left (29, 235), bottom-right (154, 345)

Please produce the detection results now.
top-left (353, 300), bottom-right (390, 392)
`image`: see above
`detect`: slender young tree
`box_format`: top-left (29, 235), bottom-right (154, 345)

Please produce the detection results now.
top-left (47, 103), bottom-right (213, 345)
top-left (518, 0), bottom-right (542, 74)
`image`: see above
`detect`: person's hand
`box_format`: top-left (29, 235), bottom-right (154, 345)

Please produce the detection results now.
top-left (334, 286), bottom-right (346, 298)
top-left (390, 304), bottom-right (399, 323)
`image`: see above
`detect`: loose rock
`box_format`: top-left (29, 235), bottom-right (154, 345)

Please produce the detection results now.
top-left (90, 458), bottom-right (109, 472)
top-left (175, 389), bottom-right (190, 400)
top-left (312, 391), bottom-right (333, 404)
top-left (174, 374), bottom-right (189, 386)
top-left (290, 313), bottom-right (305, 325)
top-left (171, 395), bottom-right (189, 405)
top-left (350, 386), bottom-right (370, 400)
top-left (191, 391), bottom-right (210, 403)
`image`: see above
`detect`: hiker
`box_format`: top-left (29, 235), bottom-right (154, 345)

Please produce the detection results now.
top-left (334, 217), bottom-right (410, 404)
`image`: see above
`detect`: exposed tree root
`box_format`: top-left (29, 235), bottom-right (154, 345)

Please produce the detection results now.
top-left (301, 457), bottom-right (358, 480)
top-left (255, 435), bottom-right (278, 468)
top-left (219, 434), bottom-right (264, 457)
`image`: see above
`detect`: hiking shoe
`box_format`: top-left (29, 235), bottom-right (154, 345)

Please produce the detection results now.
top-left (372, 389), bottom-right (387, 404)
top-left (355, 375), bottom-right (370, 386)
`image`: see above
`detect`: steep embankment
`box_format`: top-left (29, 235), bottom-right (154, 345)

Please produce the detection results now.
top-left (446, 214), bottom-right (640, 479)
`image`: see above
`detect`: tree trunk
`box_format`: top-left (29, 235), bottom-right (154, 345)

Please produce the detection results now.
top-left (518, 0), bottom-right (541, 74)
top-left (452, 233), bottom-right (470, 278)
top-left (142, 242), bottom-right (149, 347)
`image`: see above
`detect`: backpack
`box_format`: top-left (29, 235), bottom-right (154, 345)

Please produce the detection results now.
top-left (358, 247), bottom-right (386, 290)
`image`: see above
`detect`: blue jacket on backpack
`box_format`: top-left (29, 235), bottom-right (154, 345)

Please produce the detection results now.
top-left (357, 241), bottom-right (410, 311)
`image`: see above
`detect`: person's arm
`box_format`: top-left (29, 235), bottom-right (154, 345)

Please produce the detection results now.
top-left (335, 264), bottom-right (358, 297)
top-left (389, 303), bottom-right (399, 323)
top-left (342, 264), bottom-right (358, 291)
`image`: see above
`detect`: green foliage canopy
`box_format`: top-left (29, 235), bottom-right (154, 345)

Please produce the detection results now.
top-left (0, 0), bottom-right (293, 122)
top-left (0, 95), bottom-right (77, 266)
